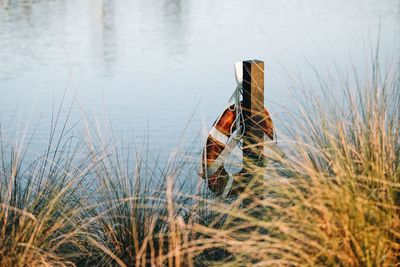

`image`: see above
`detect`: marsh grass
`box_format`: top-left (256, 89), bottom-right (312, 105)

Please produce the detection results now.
top-left (0, 116), bottom-right (94, 265)
top-left (184, 60), bottom-right (400, 266)
top-left (0, 58), bottom-right (399, 266)
top-left (77, 130), bottom-right (200, 266)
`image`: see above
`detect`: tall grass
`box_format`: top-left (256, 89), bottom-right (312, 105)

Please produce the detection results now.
top-left (185, 60), bottom-right (400, 266)
top-left (76, 128), bottom-right (199, 266)
top-left (0, 122), bottom-right (94, 265)
top-left (0, 58), bottom-right (399, 266)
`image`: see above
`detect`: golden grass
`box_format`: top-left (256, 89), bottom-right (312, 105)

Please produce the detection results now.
top-left (0, 59), bottom-right (398, 266)
top-left (183, 62), bottom-right (400, 266)
top-left (0, 129), bottom-right (94, 266)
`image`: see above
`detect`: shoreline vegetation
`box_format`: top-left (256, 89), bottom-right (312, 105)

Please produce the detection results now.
top-left (1, 59), bottom-right (399, 266)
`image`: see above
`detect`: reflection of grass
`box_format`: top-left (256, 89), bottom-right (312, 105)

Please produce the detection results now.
top-left (1, 60), bottom-right (399, 266)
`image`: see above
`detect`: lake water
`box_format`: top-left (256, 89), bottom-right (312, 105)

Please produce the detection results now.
top-left (0, 0), bottom-right (399, 161)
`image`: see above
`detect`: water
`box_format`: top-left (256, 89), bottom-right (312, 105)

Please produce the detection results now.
top-left (0, 0), bottom-right (399, 160)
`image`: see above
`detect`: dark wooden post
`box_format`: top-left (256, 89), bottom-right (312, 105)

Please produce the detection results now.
top-left (242, 60), bottom-right (265, 169)
top-left (229, 60), bottom-right (266, 196)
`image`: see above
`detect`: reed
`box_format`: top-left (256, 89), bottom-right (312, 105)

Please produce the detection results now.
top-left (186, 60), bottom-right (400, 266)
top-left (0, 58), bottom-right (398, 266)
top-left (72, 122), bottom-right (200, 266)
top-left (0, 120), bottom-right (94, 266)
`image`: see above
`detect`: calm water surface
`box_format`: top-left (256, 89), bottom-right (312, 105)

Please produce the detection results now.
top-left (0, 0), bottom-right (399, 160)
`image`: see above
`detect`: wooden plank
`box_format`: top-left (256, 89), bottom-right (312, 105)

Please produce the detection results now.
top-left (242, 60), bottom-right (265, 168)
top-left (229, 60), bottom-right (265, 196)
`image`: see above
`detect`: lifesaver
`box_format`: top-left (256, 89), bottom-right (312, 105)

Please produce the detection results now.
top-left (201, 102), bottom-right (274, 196)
